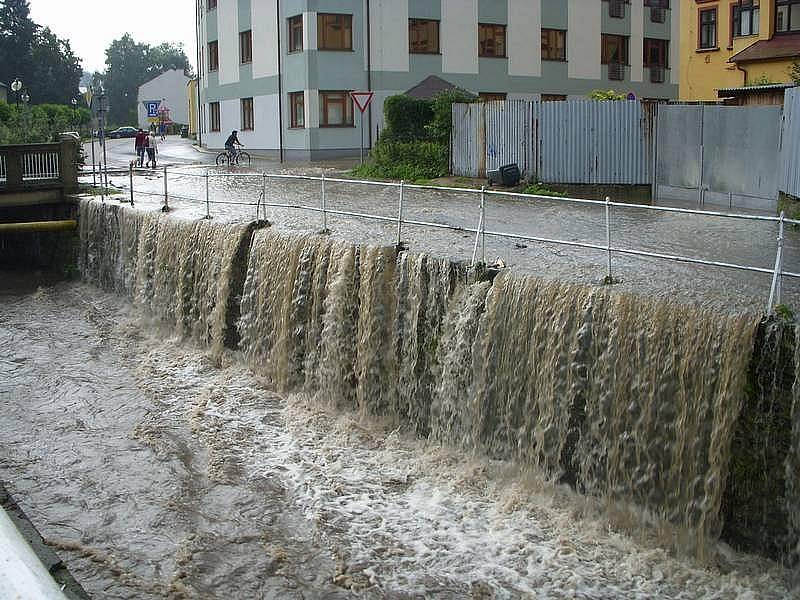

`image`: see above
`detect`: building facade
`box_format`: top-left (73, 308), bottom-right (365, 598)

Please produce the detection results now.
top-left (679, 0), bottom-right (800, 101)
top-left (198, 0), bottom-right (680, 159)
top-left (137, 69), bottom-right (192, 130)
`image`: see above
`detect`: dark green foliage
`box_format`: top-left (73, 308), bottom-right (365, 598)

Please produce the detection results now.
top-left (0, 1), bottom-right (82, 105)
top-left (354, 90), bottom-right (474, 181)
top-left (0, 100), bottom-right (91, 143)
top-left (353, 141), bottom-right (448, 181)
top-left (382, 95), bottom-right (433, 142)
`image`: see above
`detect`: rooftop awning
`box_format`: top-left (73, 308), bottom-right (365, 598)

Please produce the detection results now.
top-left (729, 33), bottom-right (800, 63)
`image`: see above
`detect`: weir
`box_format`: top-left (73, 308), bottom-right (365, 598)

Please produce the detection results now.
top-left (74, 198), bottom-right (799, 565)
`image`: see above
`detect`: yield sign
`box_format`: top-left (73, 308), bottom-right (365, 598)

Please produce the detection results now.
top-left (350, 91), bottom-right (374, 113)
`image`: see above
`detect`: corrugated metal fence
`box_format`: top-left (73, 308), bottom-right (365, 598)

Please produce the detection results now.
top-left (780, 88), bottom-right (800, 199)
top-left (655, 104), bottom-right (782, 209)
top-left (450, 100), bottom-right (655, 184)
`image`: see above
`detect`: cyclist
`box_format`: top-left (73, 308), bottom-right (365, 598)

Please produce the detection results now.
top-left (225, 130), bottom-right (243, 161)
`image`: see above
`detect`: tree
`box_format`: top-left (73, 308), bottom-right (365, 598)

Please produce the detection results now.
top-left (102, 34), bottom-right (192, 125)
top-left (28, 27), bottom-right (82, 104)
top-left (0, 0), bottom-right (36, 89)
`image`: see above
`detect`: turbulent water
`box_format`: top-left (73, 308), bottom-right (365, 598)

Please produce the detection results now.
top-left (1, 198), bottom-right (799, 597)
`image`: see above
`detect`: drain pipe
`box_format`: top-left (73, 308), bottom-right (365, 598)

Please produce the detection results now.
top-left (195, 0), bottom-right (203, 147)
top-left (366, 0), bottom-right (373, 149)
top-left (276, 0), bottom-right (285, 163)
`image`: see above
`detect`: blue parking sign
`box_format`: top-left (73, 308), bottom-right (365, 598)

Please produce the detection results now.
top-left (144, 101), bottom-right (160, 118)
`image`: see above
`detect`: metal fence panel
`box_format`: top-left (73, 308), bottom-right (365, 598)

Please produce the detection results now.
top-left (656, 105), bottom-right (703, 191)
top-left (702, 105), bottom-right (780, 200)
top-left (485, 100), bottom-right (530, 178)
top-left (780, 88), bottom-right (800, 198)
top-left (450, 103), bottom-right (482, 178)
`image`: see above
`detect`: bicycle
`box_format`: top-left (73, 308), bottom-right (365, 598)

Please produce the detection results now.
top-left (216, 147), bottom-right (251, 167)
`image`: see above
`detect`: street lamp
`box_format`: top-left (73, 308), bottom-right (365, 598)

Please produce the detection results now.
top-left (20, 91), bottom-right (30, 104)
top-left (10, 78), bottom-right (22, 110)
top-left (71, 97), bottom-right (79, 133)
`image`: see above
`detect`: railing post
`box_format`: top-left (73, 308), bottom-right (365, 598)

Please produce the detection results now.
top-left (605, 196), bottom-right (613, 283)
top-left (767, 211), bottom-right (786, 312)
top-left (396, 179), bottom-right (405, 247)
top-left (481, 185), bottom-right (486, 264)
top-left (204, 169), bottom-right (211, 220)
top-left (128, 162), bottom-right (134, 206)
top-left (162, 166), bottom-right (169, 212)
top-left (321, 172), bottom-right (328, 233)
top-left (259, 172), bottom-right (266, 220)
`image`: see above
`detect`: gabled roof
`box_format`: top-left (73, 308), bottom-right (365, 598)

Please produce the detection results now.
top-left (404, 75), bottom-right (475, 100)
top-left (729, 33), bottom-right (800, 63)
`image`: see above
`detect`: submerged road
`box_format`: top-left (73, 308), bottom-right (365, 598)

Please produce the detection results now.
top-left (0, 273), bottom-right (795, 598)
top-left (87, 152), bottom-right (800, 315)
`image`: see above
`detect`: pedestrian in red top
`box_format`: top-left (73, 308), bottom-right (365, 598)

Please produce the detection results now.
top-left (134, 129), bottom-right (148, 168)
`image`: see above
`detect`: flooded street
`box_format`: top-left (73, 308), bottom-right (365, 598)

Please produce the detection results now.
top-left (103, 166), bottom-right (800, 315)
top-left (1, 271), bottom-right (797, 598)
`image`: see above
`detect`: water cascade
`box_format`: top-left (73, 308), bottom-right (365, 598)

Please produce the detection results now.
top-left (77, 200), bottom-right (800, 563)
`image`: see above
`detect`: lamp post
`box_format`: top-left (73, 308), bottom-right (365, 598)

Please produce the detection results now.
top-left (10, 78), bottom-right (22, 110)
top-left (71, 97), bottom-right (78, 134)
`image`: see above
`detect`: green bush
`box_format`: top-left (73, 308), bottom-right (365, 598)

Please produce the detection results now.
top-left (0, 101), bottom-right (90, 144)
top-left (523, 183), bottom-right (566, 197)
top-left (353, 141), bottom-right (448, 181)
top-left (382, 95), bottom-right (433, 143)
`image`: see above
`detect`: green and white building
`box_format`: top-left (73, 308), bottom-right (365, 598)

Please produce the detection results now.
top-left (197, 0), bottom-right (680, 159)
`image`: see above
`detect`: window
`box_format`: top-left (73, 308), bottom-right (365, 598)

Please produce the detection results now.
top-left (288, 15), bottom-right (303, 52)
top-left (478, 93), bottom-right (507, 102)
top-left (241, 97), bottom-right (254, 131)
top-left (208, 41), bottom-right (219, 72)
top-left (733, 0), bottom-right (760, 37)
top-left (207, 0), bottom-right (217, 9)
top-left (409, 19), bottom-right (439, 54)
top-left (240, 30), bottom-right (252, 64)
top-left (601, 34), bottom-right (629, 64)
top-left (643, 0), bottom-right (669, 7)
top-left (209, 102), bottom-right (220, 132)
top-left (479, 24), bottom-right (506, 58)
top-left (776, 0), bottom-right (800, 33)
top-left (541, 94), bottom-right (567, 102)
top-left (318, 14), bottom-right (352, 50)
top-left (290, 92), bottom-right (305, 128)
top-left (608, 0), bottom-right (626, 19)
top-left (541, 29), bottom-right (566, 61)
top-left (644, 38), bottom-right (668, 68)
top-left (320, 91), bottom-right (353, 127)
top-left (698, 8), bottom-right (717, 49)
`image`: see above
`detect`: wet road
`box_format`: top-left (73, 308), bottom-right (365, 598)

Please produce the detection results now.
top-left (1, 274), bottom-right (796, 598)
top-left (95, 166), bottom-right (800, 315)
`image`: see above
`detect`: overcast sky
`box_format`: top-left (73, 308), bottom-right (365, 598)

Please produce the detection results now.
top-left (28, 0), bottom-right (198, 74)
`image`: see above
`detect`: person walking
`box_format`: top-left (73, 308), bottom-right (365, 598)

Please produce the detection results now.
top-left (145, 132), bottom-right (158, 168)
top-left (134, 128), bottom-right (148, 168)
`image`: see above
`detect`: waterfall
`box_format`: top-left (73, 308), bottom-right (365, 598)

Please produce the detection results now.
top-left (77, 200), bottom-right (798, 561)
top-left (788, 324), bottom-right (800, 565)
top-left (78, 199), bottom-right (254, 350)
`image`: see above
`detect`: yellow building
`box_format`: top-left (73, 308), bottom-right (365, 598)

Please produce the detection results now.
top-left (187, 78), bottom-right (199, 137)
top-left (680, 0), bottom-right (800, 101)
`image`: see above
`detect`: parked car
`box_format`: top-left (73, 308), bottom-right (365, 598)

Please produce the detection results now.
top-left (107, 126), bottom-right (138, 139)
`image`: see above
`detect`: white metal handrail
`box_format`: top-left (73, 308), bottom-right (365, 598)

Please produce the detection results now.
top-left (21, 151), bottom-right (60, 181)
top-left (0, 154), bottom-right (6, 184)
top-left (113, 167), bottom-right (799, 312)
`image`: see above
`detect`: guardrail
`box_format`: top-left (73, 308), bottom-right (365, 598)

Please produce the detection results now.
top-left (110, 165), bottom-right (799, 313)
top-left (0, 141), bottom-right (78, 194)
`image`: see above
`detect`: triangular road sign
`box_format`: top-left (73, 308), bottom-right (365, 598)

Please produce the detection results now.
top-left (350, 91), bottom-right (375, 113)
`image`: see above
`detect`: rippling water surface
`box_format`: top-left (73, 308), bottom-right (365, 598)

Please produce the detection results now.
top-left (0, 272), bottom-right (796, 598)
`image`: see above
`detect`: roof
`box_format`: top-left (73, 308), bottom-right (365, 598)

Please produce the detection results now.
top-left (0, 82), bottom-right (6, 88)
top-left (717, 83), bottom-right (797, 97)
top-left (404, 75), bottom-right (475, 100)
top-left (729, 33), bottom-right (800, 63)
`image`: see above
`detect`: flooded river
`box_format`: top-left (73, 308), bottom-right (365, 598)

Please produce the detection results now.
top-left (0, 268), bottom-right (797, 598)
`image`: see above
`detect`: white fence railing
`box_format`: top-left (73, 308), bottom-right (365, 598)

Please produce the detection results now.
top-left (102, 165), bottom-right (800, 314)
top-left (21, 150), bottom-right (60, 182)
top-left (0, 154), bottom-right (6, 184)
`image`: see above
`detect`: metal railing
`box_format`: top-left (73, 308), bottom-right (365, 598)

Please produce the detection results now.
top-left (111, 165), bottom-right (799, 313)
top-left (21, 150), bottom-right (60, 181)
top-left (0, 154), bottom-right (6, 184)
